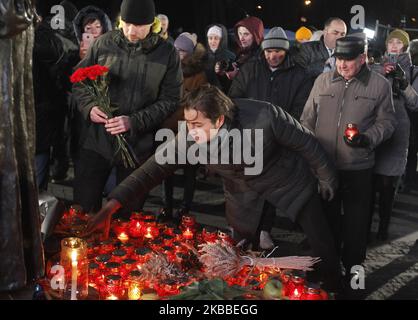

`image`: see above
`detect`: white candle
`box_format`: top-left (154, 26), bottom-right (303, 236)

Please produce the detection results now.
top-left (70, 250), bottom-right (78, 300)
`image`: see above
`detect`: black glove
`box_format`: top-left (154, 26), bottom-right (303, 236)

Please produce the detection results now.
top-left (344, 134), bottom-right (370, 148)
top-left (391, 64), bottom-right (409, 91)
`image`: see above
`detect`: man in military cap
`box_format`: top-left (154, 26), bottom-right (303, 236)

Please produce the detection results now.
top-left (301, 36), bottom-right (397, 292)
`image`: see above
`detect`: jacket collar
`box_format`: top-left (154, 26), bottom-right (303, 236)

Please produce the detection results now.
top-left (332, 63), bottom-right (371, 86)
top-left (114, 29), bottom-right (161, 53)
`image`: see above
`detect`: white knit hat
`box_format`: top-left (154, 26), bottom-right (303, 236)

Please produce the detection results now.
top-left (261, 27), bottom-right (289, 51)
top-left (207, 25), bottom-right (223, 38)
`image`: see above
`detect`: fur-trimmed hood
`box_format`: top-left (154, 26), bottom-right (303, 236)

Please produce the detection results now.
top-left (182, 43), bottom-right (208, 77)
top-left (73, 6), bottom-right (113, 44)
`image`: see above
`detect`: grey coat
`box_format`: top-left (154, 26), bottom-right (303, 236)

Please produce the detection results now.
top-left (372, 53), bottom-right (418, 176)
top-left (109, 99), bottom-right (337, 239)
top-left (301, 65), bottom-right (397, 171)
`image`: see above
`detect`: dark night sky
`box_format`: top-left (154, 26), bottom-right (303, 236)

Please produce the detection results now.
top-left (37, 0), bottom-right (418, 40)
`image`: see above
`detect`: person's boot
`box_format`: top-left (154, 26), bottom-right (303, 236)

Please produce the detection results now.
top-left (50, 158), bottom-right (69, 182)
top-left (157, 207), bottom-right (173, 223)
top-left (259, 231), bottom-right (275, 250)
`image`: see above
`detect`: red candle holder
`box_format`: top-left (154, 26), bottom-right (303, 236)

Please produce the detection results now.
top-left (344, 123), bottom-right (359, 141)
top-left (288, 271), bottom-right (306, 300)
top-left (128, 220), bottom-right (143, 238)
top-left (104, 262), bottom-right (121, 276)
top-left (133, 247), bottom-right (152, 264)
top-left (112, 219), bottom-right (129, 235)
top-left (202, 227), bottom-right (218, 243)
top-left (155, 279), bottom-right (181, 297)
top-left (95, 254), bottom-right (112, 270)
top-left (181, 215), bottom-right (196, 229)
top-left (150, 239), bottom-right (164, 252)
top-left (300, 283), bottom-right (327, 300)
top-left (172, 229), bottom-right (183, 242)
top-left (111, 249), bottom-right (128, 263)
top-left (97, 240), bottom-right (115, 255)
top-left (101, 275), bottom-right (125, 300)
top-left (119, 242), bottom-right (135, 257)
top-left (217, 230), bottom-right (234, 244)
top-left (120, 259), bottom-right (137, 278)
top-left (182, 227), bottom-right (194, 240)
top-left (130, 211), bottom-right (144, 222)
top-left (161, 234), bottom-right (175, 247)
top-left (143, 225), bottom-right (159, 240)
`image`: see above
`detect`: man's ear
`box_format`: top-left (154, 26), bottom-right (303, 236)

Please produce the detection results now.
top-left (215, 115), bottom-right (225, 129)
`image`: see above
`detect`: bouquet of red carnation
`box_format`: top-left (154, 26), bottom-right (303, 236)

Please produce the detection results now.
top-left (70, 65), bottom-right (136, 168)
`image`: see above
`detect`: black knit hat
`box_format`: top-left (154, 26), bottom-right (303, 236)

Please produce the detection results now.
top-left (120, 0), bottom-right (155, 25)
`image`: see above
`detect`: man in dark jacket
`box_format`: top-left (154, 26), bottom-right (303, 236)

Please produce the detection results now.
top-left (229, 26), bottom-right (314, 120)
top-left (301, 36), bottom-right (397, 292)
top-left (72, 0), bottom-right (183, 215)
top-left (84, 85), bottom-right (341, 291)
top-left (229, 26), bottom-right (314, 249)
top-left (294, 17), bottom-right (347, 78)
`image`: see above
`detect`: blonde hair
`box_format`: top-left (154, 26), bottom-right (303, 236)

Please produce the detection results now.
top-left (117, 16), bottom-right (162, 34)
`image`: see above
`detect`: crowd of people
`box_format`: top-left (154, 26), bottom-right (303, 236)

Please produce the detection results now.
top-left (32, 0), bottom-right (418, 298)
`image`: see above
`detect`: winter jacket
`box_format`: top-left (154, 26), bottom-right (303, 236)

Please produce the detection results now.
top-left (372, 53), bottom-right (418, 176)
top-left (72, 29), bottom-right (183, 164)
top-left (301, 65), bottom-right (397, 171)
top-left (293, 36), bottom-right (331, 78)
top-left (205, 23), bottom-right (236, 92)
top-left (72, 6), bottom-right (113, 44)
top-left (229, 53), bottom-right (314, 120)
top-left (109, 99), bottom-right (337, 239)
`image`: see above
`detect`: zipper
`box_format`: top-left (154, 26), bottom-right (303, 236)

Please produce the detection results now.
top-left (335, 80), bottom-right (350, 163)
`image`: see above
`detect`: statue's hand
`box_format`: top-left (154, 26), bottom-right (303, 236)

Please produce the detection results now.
top-left (0, 0), bottom-right (35, 38)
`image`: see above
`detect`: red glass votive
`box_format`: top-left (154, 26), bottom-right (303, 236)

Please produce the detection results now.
top-left (104, 262), bottom-right (121, 276)
top-left (120, 259), bottom-right (137, 278)
top-left (101, 275), bottom-right (124, 300)
top-left (134, 247), bottom-right (152, 264)
top-left (300, 283), bottom-right (326, 300)
top-left (95, 254), bottom-right (112, 270)
top-left (97, 240), bottom-right (115, 255)
top-left (155, 279), bottom-right (180, 297)
top-left (111, 249), bottom-right (128, 263)
top-left (128, 220), bottom-right (143, 238)
top-left (288, 271), bottom-right (306, 300)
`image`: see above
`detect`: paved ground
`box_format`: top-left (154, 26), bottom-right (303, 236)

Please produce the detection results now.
top-left (1, 167), bottom-right (417, 300)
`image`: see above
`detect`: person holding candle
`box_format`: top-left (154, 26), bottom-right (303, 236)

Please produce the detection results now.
top-left (84, 84), bottom-right (342, 293)
top-left (301, 35), bottom-right (397, 297)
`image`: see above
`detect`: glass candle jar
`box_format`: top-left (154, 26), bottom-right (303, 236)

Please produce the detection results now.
top-left (104, 262), bottom-right (121, 276)
top-left (95, 254), bottom-right (112, 270)
top-left (111, 249), bottom-right (128, 263)
top-left (120, 259), bottom-right (137, 278)
top-left (119, 242), bottom-right (135, 257)
top-left (101, 275), bottom-right (124, 300)
top-left (300, 283), bottom-right (327, 300)
top-left (60, 237), bottom-right (89, 300)
top-left (155, 279), bottom-right (180, 297)
top-left (134, 247), bottom-right (152, 264)
top-left (89, 262), bottom-right (104, 289)
top-left (98, 240), bottom-right (115, 255)
top-left (181, 215), bottom-right (196, 229)
top-left (182, 227), bottom-right (194, 240)
top-left (288, 271), bottom-right (306, 300)
top-left (161, 234), bottom-right (175, 247)
top-left (128, 220), bottom-right (143, 238)
top-left (344, 123), bottom-right (359, 141)
top-left (202, 227), bottom-right (218, 243)
top-left (127, 271), bottom-right (143, 300)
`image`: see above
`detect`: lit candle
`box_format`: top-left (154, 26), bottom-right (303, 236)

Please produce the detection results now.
top-left (144, 227), bottom-right (153, 239)
top-left (70, 250), bottom-right (78, 300)
top-left (117, 232), bottom-right (129, 243)
top-left (106, 294), bottom-right (118, 300)
top-left (182, 228), bottom-right (194, 240)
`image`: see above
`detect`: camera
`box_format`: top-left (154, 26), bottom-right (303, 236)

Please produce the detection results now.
top-left (217, 60), bottom-right (235, 72)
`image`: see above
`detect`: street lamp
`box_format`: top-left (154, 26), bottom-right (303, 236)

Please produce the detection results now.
top-left (305, 0), bottom-right (312, 6)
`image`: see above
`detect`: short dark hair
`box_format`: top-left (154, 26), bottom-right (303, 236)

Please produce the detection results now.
top-left (324, 17), bottom-right (345, 29)
top-left (82, 15), bottom-right (101, 30)
top-left (182, 84), bottom-right (235, 124)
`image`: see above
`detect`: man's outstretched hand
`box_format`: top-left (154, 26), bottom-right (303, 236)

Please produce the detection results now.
top-left (82, 199), bottom-right (122, 238)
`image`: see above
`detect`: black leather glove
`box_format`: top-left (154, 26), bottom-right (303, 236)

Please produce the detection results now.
top-left (344, 134), bottom-right (370, 148)
top-left (392, 64), bottom-right (409, 91)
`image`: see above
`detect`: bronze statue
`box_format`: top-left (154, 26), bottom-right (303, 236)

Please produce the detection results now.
top-left (0, 0), bottom-right (45, 291)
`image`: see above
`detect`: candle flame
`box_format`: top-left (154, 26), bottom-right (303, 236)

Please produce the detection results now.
top-left (106, 294), bottom-right (119, 300)
top-left (128, 285), bottom-right (142, 300)
top-left (144, 227), bottom-right (153, 239)
top-left (71, 250), bottom-right (78, 262)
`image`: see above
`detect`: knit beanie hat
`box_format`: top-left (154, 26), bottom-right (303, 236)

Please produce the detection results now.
top-left (207, 25), bottom-right (223, 38)
top-left (295, 26), bottom-right (313, 42)
top-left (174, 32), bottom-right (197, 54)
top-left (120, 0), bottom-right (155, 25)
top-left (261, 27), bottom-right (290, 51)
top-left (386, 29), bottom-right (410, 49)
